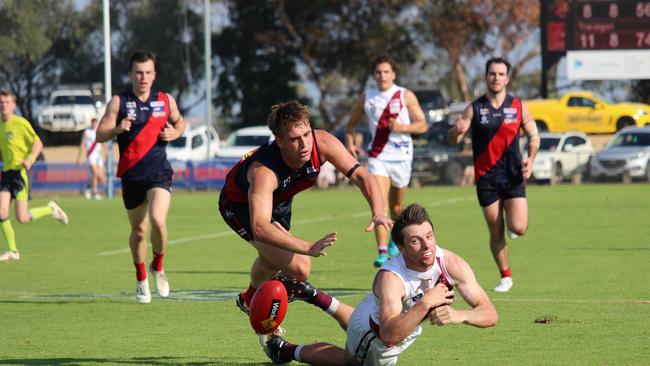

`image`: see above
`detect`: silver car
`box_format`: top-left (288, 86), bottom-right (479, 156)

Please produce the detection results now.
top-left (589, 126), bottom-right (650, 182)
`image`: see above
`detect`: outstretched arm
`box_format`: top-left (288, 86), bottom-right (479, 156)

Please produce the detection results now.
top-left (448, 104), bottom-right (473, 145)
top-left (429, 250), bottom-right (498, 328)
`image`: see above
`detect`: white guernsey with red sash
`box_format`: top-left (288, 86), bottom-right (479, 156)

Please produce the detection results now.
top-left (363, 84), bottom-right (413, 161)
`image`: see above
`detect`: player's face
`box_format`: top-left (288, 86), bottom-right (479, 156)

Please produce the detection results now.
top-left (373, 62), bottom-right (396, 91)
top-left (129, 60), bottom-right (156, 96)
top-left (400, 222), bottom-right (437, 271)
top-left (485, 63), bottom-right (509, 95)
top-left (276, 121), bottom-right (313, 168)
top-left (0, 95), bottom-right (16, 121)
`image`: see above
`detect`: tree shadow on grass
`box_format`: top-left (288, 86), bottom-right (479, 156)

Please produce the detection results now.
top-left (0, 356), bottom-right (273, 365)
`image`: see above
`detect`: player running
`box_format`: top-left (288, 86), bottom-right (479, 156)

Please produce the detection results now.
top-left (77, 118), bottom-right (107, 200)
top-left (0, 90), bottom-right (68, 262)
top-left (447, 57), bottom-right (539, 292)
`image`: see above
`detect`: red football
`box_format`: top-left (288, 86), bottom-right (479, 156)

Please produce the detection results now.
top-left (249, 279), bottom-right (288, 334)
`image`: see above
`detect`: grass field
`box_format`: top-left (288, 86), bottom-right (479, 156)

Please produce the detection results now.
top-left (0, 184), bottom-right (649, 365)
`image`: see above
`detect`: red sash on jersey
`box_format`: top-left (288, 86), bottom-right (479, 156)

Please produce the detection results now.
top-left (117, 92), bottom-right (169, 177)
top-left (87, 140), bottom-right (98, 157)
top-left (368, 90), bottom-right (401, 158)
top-left (474, 98), bottom-right (522, 181)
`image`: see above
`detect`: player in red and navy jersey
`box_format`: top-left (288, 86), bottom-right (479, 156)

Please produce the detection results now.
top-left (448, 57), bottom-right (539, 293)
top-left (219, 101), bottom-right (392, 340)
top-left (97, 50), bottom-right (185, 304)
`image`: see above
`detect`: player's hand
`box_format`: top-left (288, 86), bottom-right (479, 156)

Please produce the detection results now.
top-left (454, 115), bottom-right (469, 135)
top-left (21, 159), bottom-right (33, 170)
top-left (346, 144), bottom-right (360, 159)
top-left (521, 156), bottom-right (533, 180)
top-left (421, 282), bottom-right (454, 309)
top-left (116, 116), bottom-right (134, 134)
top-left (428, 304), bottom-right (461, 326)
top-left (365, 213), bottom-right (393, 233)
top-left (308, 231), bottom-right (337, 257)
top-left (388, 118), bottom-right (403, 132)
top-left (160, 122), bottom-right (181, 141)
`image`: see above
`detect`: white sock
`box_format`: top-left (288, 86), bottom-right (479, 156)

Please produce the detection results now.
top-left (295, 345), bottom-right (304, 362)
top-left (325, 297), bottom-right (340, 315)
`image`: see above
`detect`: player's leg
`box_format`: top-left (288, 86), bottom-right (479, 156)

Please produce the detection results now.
top-left (368, 159), bottom-right (391, 266)
top-left (482, 200), bottom-right (513, 292)
top-left (265, 336), bottom-right (359, 365)
top-left (127, 200), bottom-right (151, 303)
top-left (146, 187), bottom-right (172, 297)
top-left (0, 191), bottom-right (19, 261)
top-left (503, 198), bottom-right (528, 237)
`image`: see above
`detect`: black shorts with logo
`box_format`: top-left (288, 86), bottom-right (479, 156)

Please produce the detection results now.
top-left (121, 173), bottom-right (173, 210)
top-left (0, 170), bottom-right (30, 200)
top-left (218, 191), bottom-right (292, 242)
top-left (475, 177), bottom-right (526, 207)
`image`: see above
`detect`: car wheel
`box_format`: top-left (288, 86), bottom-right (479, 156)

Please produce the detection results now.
top-left (550, 162), bottom-right (563, 185)
top-left (616, 117), bottom-right (635, 131)
top-left (535, 120), bottom-right (548, 132)
top-left (443, 161), bottom-right (463, 185)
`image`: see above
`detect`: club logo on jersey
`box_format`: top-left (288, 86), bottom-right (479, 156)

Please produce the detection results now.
top-left (479, 108), bottom-right (490, 124)
top-left (126, 101), bottom-right (137, 118)
top-left (150, 100), bottom-right (166, 117)
top-left (503, 107), bottom-right (518, 124)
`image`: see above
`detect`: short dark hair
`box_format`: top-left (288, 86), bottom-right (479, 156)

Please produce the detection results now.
top-left (391, 204), bottom-right (434, 245)
top-left (266, 100), bottom-right (310, 137)
top-left (370, 54), bottom-right (398, 75)
top-left (129, 50), bottom-right (157, 71)
top-left (0, 90), bottom-right (16, 101)
top-left (485, 57), bottom-right (511, 76)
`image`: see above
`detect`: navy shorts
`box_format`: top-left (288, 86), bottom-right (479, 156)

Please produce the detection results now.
top-left (219, 193), bottom-right (292, 243)
top-left (0, 170), bottom-right (30, 201)
top-left (476, 178), bottom-right (526, 207)
top-left (121, 174), bottom-right (172, 210)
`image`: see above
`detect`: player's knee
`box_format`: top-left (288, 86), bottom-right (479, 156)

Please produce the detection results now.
top-left (509, 222), bottom-right (528, 236)
top-left (15, 214), bottom-right (31, 224)
top-left (285, 262), bottom-right (310, 282)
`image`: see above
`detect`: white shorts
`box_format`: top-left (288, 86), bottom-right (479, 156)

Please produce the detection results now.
top-left (346, 305), bottom-right (421, 366)
top-left (87, 154), bottom-right (103, 167)
top-left (367, 158), bottom-right (411, 189)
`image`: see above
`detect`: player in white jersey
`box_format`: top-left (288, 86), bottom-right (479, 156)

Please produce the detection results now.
top-left (345, 54), bottom-right (427, 268)
top-left (263, 204), bottom-right (498, 365)
top-left (77, 118), bottom-right (106, 200)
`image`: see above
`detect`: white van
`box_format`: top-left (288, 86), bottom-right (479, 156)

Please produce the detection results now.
top-left (166, 124), bottom-right (220, 161)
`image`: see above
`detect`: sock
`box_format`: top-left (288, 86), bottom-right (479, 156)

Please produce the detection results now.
top-left (500, 268), bottom-right (512, 278)
top-left (243, 284), bottom-right (257, 307)
top-left (134, 262), bottom-right (147, 281)
top-left (306, 290), bottom-right (338, 313)
top-left (279, 341), bottom-right (298, 362)
top-left (378, 247), bottom-right (388, 254)
top-left (151, 251), bottom-right (164, 272)
top-left (0, 218), bottom-right (17, 252)
top-left (29, 206), bottom-right (52, 221)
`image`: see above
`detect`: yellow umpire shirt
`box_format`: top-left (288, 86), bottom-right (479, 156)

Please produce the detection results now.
top-left (0, 115), bottom-right (40, 171)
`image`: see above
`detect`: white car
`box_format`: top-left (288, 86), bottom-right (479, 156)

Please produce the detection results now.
top-left (589, 126), bottom-right (650, 182)
top-left (166, 124), bottom-right (220, 161)
top-left (530, 132), bottom-right (595, 184)
top-left (216, 126), bottom-right (274, 159)
top-left (38, 89), bottom-right (104, 133)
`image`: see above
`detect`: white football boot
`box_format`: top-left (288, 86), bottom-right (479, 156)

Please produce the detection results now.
top-left (136, 279), bottom-right (152, 304)
top-left (0, 250), bottom-right (20, 262)
top-left (149, 266), bottom-right (170, 298)
top-left (493, 277), bottom-right (513, 292)
top-left (48, 201), bottom-right (69, 225)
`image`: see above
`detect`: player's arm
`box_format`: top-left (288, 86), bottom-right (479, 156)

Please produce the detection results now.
top-left (376, 271), bottom-right (452, 347)
top-left (520, 102), bottom-right (539, 180)
top-left (77, 131), bottom-right (87, 165)
top-left (447, 104), bottom-right (473, 145)
top-left (96, 95), bottom-right (131, 142)
top-left (160, 93), bottom-right (185, 141)
top-left (429, 250), bottom-right (498, 328)
top-left (390, 90), bottom-right (427, 135)
top-left (344, 93), bottom-right (365, 158)
top-left (23, 135), bottom-right (42, 170)
top-left (316, 130), bottom-right (392, 233)
top-left (247, 162), bottom-right (335, 257)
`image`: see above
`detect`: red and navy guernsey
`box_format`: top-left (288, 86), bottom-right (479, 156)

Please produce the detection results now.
top-left (470, 94), bottom-right (523, 184)
top-left (116, 90), bottom-right (173, 182)
top-left (220, 130), bottom-right (322, 219)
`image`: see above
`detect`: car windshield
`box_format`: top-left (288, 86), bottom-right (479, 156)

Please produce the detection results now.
top-left (608, 132), bottom-right (650, 147)
top-left (413, 90), bottom-right (445, 109)
top-left (231, 135), bottom-right (269, 146)
top-left (52, 95), bottom-right (95, 105)
top-left (169, 136), bottom-right (187, 148)
top-left (539, 137), bottom-right (561, 151)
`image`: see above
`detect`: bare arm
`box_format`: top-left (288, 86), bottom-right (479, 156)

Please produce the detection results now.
top-left (376, 271), bottom-right (453, 347)
top-left (390, 90), bottom-right (427, 135)
top-left (77, 132), bottom-right (87, 164)
top-left (160, 93), bottom-right (185, 141)
top-left (448, 104), bottom-right (473, 145)
top-left (316, 130), bottom-right (392, 233)
top-left (96, 95), bottom-right (132, 142)
top-left (248, 162), bottom-right (336, 256)
top-left (344, 94), bottom-right (366, 158)
top-left (520, 102), bottom-right (539, 180)
top-left (22, 138), bottom-right (43, 170)
top-left (429, 250), bottom-right (498, 328)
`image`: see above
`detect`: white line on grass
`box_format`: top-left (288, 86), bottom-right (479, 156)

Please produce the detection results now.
top-left (98, 195), bottom-right (475, 256)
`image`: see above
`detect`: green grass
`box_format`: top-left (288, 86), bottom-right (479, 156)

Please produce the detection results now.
top-left (0, 184), bottom-right (649, 365)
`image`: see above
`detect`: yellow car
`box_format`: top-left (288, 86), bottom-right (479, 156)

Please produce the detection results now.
top-left (526, 91), bottom-right (650, 133)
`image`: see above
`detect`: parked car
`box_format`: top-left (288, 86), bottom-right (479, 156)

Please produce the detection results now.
top-left (412, 89), bottom-right (447, 125)
top-left (529, 132), bottom-right (595, 184)
top-left (166, 123), bottom-right (220, 161)
top-left (216, 126), bottom-right (274, 159)
top-left (411, 125), bottom-right (472, 186)
top-left (588, 126), bottom-right (650, 182)
top-left (38, 88), bottom-right (105, 145)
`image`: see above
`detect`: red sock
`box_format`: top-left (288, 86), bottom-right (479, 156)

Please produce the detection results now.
top-left (306, 290), bottom-right (333, 311)
top-left (151, 252), bottom-right (165, 272)
top-left (378, 247), bottom-right (388, 254)
top-left (243, 284), bottom-right (257, 307)
top-left (134, 262), bottom-right (147, 281)
top-left (500, 268), bottom-right (512, 278)
top-left (279, 341), bottom-right (298, 361)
